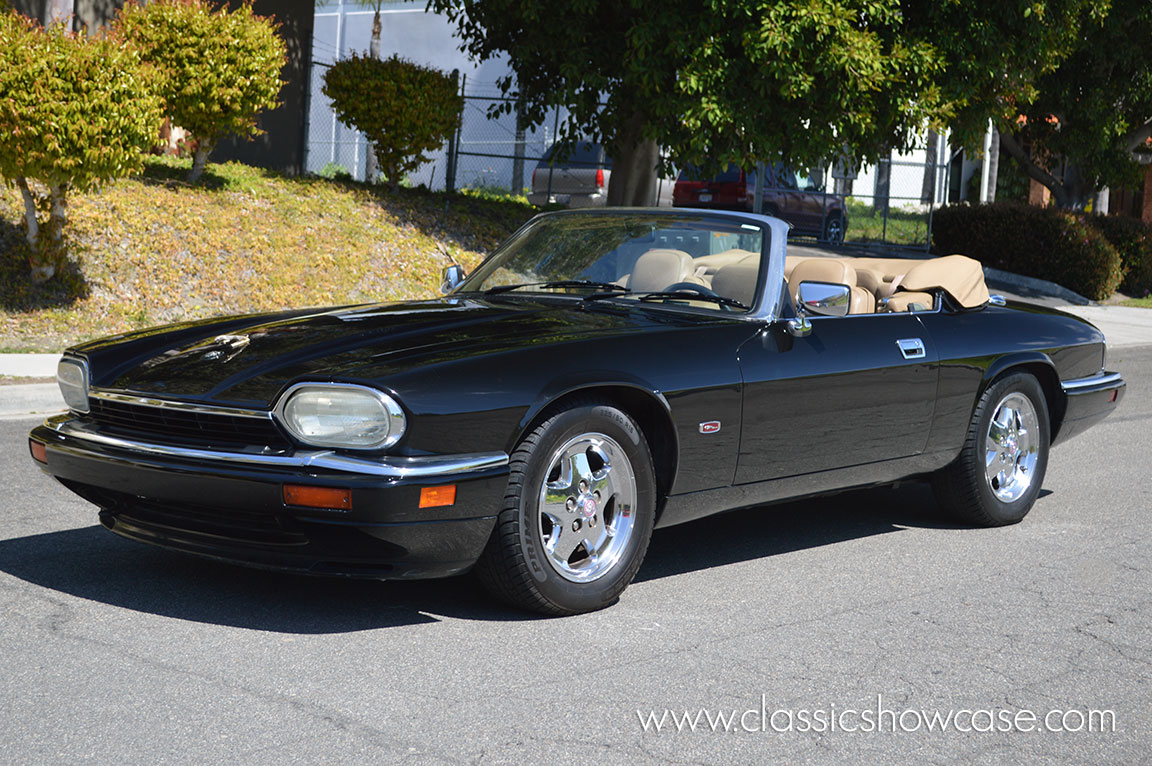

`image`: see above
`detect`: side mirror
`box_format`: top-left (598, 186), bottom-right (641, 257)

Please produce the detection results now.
top-left (797, 280), bottom-right (851, 317)
top-left (441, 264), bottom-right (465, 294)
top-left (786, 280), bottom-right (851, 337)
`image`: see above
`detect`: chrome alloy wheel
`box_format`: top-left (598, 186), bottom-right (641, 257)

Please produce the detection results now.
top-left (537, 432), bottom-right (637, 583)
top-left (985, 392), bottom-right (1040, 502)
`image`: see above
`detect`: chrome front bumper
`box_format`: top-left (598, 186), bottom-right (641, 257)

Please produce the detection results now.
top-left (37, 414), bottom-right (508, 480)
top-left (28, 415), bottom-right (512, 579)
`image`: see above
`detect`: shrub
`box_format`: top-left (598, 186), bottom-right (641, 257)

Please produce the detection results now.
top-left (314, 162), bottom-right (352, 182)
top-left (323, 54), bottom-right (462, 191)
top-left (115, 0), bottom-right (286, 182)
top-left (0, 11), bottom-right (163, 282)
top-left (1088, 214), bottom-right (1152, 298)
top-left (932, 202), bottom-right (1123, 301)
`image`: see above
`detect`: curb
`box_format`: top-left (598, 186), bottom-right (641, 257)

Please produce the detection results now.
top-left (0, 383), bottom-right (65, 418)
top-left (982, 267), bottom-right (1092, 306)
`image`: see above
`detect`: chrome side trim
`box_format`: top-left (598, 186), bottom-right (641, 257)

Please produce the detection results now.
top-left (1061, 371), bottom-right (1125, 395)
top-left (91, 389), bottom-right (273, 420)
top-left (41, 416), bottom-right (508, 479)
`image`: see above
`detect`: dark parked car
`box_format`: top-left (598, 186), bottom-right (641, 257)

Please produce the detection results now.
top-left (674, 163), bottom-right (847, 243)
top-left (527, 141), bottom-right (611, 208)
top-left (30, 209), bottom-right (1124, 614)
top-left (528, 141), bottom-right (675, 207)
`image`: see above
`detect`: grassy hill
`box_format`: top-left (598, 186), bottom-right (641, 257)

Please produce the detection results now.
top-left (0, 157), bottom-right (536, 352)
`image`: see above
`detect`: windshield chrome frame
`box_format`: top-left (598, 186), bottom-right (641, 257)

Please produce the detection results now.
top-left (454, 208), bottom-right (790, 322)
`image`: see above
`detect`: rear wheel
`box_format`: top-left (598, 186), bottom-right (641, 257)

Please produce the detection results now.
top-left (823, 212), bottom-right (846, 244)
top-left (475, 400), bottom-right (656, 615)
top-left (932, 372), bottom-right (1050, 526)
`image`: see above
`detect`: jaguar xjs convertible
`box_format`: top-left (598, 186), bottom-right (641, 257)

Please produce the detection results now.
top-left (29, 209), bottom-right (1125, 614)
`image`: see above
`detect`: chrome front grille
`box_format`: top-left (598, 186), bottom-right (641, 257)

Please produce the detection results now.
top-left (86, 393), bottom-right (290, 449)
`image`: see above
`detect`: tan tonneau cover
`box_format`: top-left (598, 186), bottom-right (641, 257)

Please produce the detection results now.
top-left (784, 253), bottom-right (989, 309)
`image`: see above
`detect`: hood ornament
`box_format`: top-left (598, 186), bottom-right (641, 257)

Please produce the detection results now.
top-left (202, 334), bottom-right (251, 363)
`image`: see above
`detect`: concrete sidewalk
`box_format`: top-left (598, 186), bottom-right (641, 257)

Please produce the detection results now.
top-left (1063, 306), bottom-right (1152, 349)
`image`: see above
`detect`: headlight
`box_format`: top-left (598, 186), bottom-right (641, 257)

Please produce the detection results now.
top-left (57, 357), bottom-right (90, 413)
top-left (275, 383), bottom-right (406, 450)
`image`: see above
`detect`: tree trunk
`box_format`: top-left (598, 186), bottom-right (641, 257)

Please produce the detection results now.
top-left (16, 177), bottom-right (57, 283)
top-left (16, 177), bottom-right (39, 250)
top-left (920, 130), bottom-right (938, 205)
top-left (365, 8), bottom-right (382, 184)
top-left (999, 130), bottom-right (1074, 209)
top-left (606, 111), bottom-right (659, 207)
top-left (873, 147), bottom-right (891, 215)
top-left (369, 5), bottom-right (382, 57)
top-left (188, 140), bottom-right (215, 183)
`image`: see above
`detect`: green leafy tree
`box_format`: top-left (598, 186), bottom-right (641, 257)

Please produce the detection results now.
top-left (322, 54), bottom-right (463, 192)
top-left (114, 0), bottom-right (286, 182)
top-left (996, 0), bottom-right (1152, 209)
top-left (430, 0), bottom-right (1097, 206)
top-left (0, 11), bottom-right (163, 282)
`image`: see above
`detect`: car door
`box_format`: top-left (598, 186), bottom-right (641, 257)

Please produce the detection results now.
top-left (734, 313), bottom-right (939, 484)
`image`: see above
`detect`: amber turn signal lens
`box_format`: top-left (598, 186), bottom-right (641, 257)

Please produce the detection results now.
top-left (419, 485), bottom-right (456, 508)
top-left (282, 484), bottom-right (352, 510)
top-left (29, 439), bottom-right (47, 464)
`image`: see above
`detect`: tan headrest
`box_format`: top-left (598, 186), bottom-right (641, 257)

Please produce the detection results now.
top-left (854, 268), bottom-right (884, 295)
top-left (790, 258), bottom-right (856, 305)
top-left (711, 261), bottom-right (759, 309)
top-left (628, 248), bottom-right (693, 292)
top-left (902, 254), bottom-right (989, 308)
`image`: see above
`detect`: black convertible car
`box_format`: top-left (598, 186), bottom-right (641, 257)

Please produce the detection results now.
top-left (29, 209), bottom-right (1124, 614)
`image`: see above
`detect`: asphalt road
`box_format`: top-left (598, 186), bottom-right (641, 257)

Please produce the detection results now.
top-left (2, 347), bottom-right (1150, 764)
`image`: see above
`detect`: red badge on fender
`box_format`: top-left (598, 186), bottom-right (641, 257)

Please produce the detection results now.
top-left (699, 421), bottom-right (721, 434)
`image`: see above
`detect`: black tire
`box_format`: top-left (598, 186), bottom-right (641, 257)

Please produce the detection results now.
top-left (931, 372), bottom-right (1050, 526)
top-left (823, 212), bottom-right (846, 244)
top-left (475, 400), bottom-right (657, 615)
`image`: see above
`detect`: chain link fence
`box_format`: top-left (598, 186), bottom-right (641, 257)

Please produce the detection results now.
top-left (304, 62), bottom-right (951, 249)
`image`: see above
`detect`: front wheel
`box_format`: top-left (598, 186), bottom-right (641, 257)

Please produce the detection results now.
top-left (475, 400), bottom-right (656, 615)
top-left (931, 372), bottom-right (1050, 526)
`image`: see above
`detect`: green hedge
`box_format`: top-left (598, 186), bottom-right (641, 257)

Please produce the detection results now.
top-left (932, 203), bottom-right (1123, 300)
top-left (1089, 214), bottom-right (1152, 298)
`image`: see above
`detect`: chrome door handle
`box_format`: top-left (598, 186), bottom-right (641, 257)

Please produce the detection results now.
top-left (896, 338), bottom-right (926, 359)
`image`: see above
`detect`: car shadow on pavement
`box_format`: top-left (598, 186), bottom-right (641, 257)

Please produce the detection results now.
top-left (0, 524), bottom-right (528, 632)
top-left (636, 481), bottom-right (984, 582)
top-left (0, 482), bottom-right (1047, 629)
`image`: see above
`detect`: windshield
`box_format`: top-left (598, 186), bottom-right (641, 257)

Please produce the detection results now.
top-left (458, 212), bottom-right (766, 312)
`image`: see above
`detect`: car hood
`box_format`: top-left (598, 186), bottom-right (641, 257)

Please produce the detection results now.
top-left (97, 297), bottom-right (654, 407)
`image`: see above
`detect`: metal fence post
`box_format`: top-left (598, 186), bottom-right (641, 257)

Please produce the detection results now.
top-left (511, 99), bottom-right (527, 195)
top-left (545, 108), bottom-right (559, 203)
top-left (445, 70), bottom-right (461, 193)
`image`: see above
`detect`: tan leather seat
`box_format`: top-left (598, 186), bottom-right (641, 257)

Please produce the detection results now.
top-left (789, 259), bottom-right (874, 314)
top-left (711, 260), bottom-right (759, 308)
top-left (626, 248), bottom-right (694, 292)
top-left (885, 291), bottom-right (934, 312)
top-left (694, 248), bottom-right (758, 276)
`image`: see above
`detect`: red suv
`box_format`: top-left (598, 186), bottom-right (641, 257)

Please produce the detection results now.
top-left (673, 163), bottom-right (847, 244)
